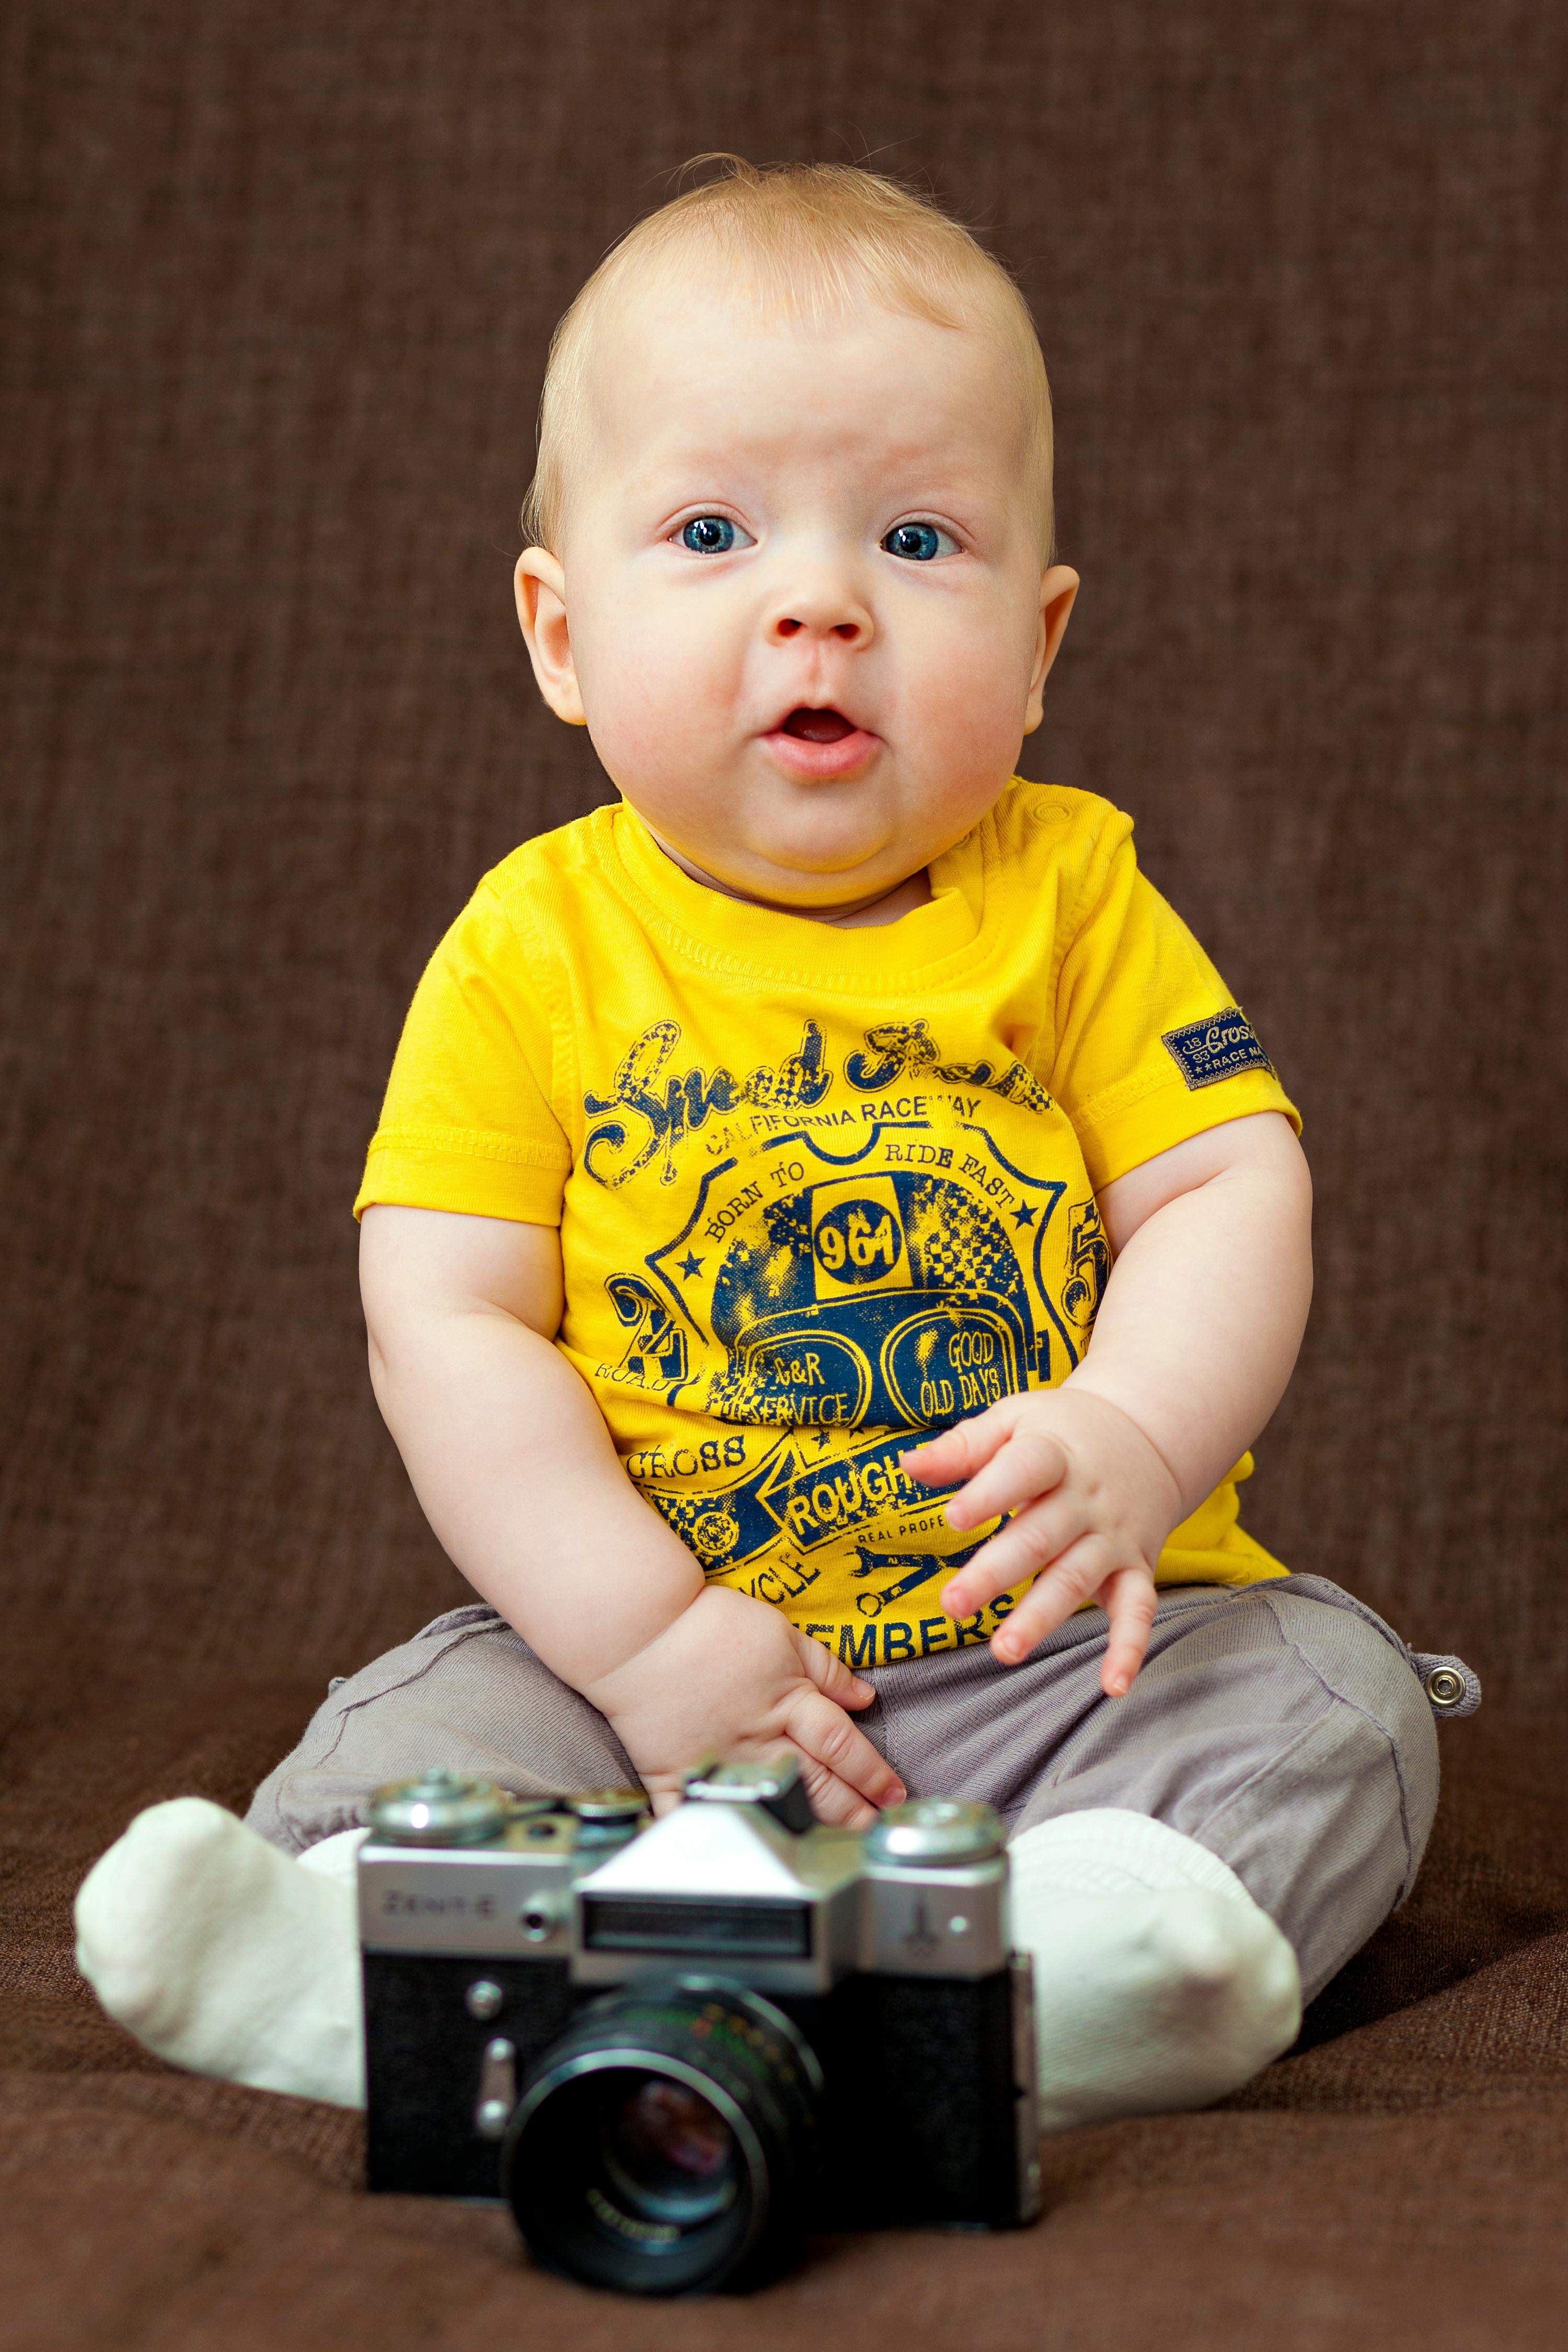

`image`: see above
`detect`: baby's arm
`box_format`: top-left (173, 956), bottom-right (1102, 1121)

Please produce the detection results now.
top-left (359, 1206), bottom-right (904, 1823)
top-left (905, 1110), bottom-right (1312, 1693)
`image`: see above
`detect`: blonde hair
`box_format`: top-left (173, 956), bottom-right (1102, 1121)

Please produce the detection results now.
top-left (522, 157), bottom-right (1055, 558)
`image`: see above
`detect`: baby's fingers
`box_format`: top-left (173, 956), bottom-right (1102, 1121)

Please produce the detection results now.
top-left (976, 1529), bottom-right (1114, 1661)
top-left (942, 1425), bottom-right (1070, 1535)
top-left (1099, 1566), bottom-right (1159, 1697)
top-left (794, 1771), bottom-right (877, 1829)
top-left (780, 1688), bottom-right (905, 1819)
top-left (790, 1627), bottom-right (876, 1711)
top-left (901, 1401), bottom-right (1021, 1489)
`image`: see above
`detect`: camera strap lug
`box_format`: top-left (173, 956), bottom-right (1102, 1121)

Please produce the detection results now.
top-left (474, 2036), bottom-right (518, 2141)
top-left (1009, 1951), bottom-right (1043, 2221)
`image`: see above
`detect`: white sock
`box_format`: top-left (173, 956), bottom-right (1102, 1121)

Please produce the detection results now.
top-left (73, 1798), bottom-right (1299, 2129)
top-left (1008, 1808), bottom-right (1301, 2131)
top-left (74, 1800), bottom-right (367, 2108)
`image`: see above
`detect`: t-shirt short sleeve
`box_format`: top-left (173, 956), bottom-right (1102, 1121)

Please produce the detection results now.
top-left (354, 881), bottom-right (572, 1225)
top-left (1048, 814), bottom-right (1300, 1192)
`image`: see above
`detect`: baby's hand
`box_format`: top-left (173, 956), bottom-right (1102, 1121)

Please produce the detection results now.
top-left (902, 1389), bottom-right (1182, 1694)
top-left (584, 1584), bottom-right (906, 1827)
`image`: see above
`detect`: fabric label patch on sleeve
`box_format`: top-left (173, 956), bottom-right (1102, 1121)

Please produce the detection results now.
top-left (1161, 1007), bottom-right (1274, 1091)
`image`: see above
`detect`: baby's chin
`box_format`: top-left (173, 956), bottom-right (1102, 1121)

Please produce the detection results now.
top-left (727, 808), bottom-right (961, 915)
top-left (649, 828), bottom-right (918, 918)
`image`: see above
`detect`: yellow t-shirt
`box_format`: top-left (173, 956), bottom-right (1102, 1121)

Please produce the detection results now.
top-left (357, 778), bottom-right (1299, 1666)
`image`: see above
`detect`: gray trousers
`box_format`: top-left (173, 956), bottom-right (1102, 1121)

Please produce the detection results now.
top-left (247, 1574), bottom-right (1467, 2004)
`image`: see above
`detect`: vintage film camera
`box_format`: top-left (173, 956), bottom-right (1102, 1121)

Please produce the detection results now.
top-left (358, 1756), bottom-right (1041, 2295)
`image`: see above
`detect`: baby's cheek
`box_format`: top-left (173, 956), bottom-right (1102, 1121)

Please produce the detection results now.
top-left (581, 621), bottom-right (737, 803)
top-left (895, 607), bottom-right (1036, 770)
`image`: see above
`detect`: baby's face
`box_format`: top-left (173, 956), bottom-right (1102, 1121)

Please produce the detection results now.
top-left (517, 266), bottom-right (1078, 915)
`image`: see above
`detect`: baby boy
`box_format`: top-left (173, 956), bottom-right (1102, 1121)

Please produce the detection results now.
top-left (77, 159), bottom-right (1445, 2129)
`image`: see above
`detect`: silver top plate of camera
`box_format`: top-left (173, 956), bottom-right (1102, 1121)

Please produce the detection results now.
top-left (358, 1762), bottom-right (1009, 1990)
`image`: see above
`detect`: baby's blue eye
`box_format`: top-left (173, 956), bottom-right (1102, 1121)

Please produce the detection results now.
top-left (681, 515), bottom-right (739, 555)
top-left (882, 521), bottom-right (958, 562)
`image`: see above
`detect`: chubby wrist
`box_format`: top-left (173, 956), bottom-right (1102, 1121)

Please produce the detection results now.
top-left (579, 1579), bottom-right (735, 1719)
top-left (1051, 1377), bottom-right (1186, 1516)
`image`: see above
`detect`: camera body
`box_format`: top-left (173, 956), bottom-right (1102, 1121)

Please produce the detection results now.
top-left (358, 1759), bottom-right (1041, 2292)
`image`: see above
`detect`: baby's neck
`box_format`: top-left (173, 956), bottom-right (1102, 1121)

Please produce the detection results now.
top-left (647, 831), bottom-right (932, 929)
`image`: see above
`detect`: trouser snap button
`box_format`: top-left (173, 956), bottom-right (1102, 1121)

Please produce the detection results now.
top-left (1425, 1665), bottom-right (1466, 1708)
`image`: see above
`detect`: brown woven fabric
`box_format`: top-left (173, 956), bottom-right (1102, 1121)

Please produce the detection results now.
top-left (3, 3), bottom-right (1564, 2344)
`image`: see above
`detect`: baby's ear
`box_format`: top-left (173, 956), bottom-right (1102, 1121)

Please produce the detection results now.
top-left (514, 548), bottom-right (587, 726)
top-left (1023, 564), bottom-right (1080, 732)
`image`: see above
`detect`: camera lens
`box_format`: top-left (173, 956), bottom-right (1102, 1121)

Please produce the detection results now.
top-left (601, 2079), bottom-right (739, 2226)
top-left (502, 1979), bottom-right (820, 2296)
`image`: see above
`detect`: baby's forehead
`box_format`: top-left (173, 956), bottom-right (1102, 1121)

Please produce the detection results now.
top-left (590, 244), bottom-right (1012, 371)
top-left (580, 253), bottom-right (1033, 460)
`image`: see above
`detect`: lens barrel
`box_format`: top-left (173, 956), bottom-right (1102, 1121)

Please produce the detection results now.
top-left (502, 1978), bottom-right (821, 2296)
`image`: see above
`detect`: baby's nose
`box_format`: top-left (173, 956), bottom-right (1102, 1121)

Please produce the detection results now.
top-left (774, 613), bottom-right (863, 642)
top-left (770, 603), bottom-right (870, 645)
top-left (765, 540), bottom-right (875, 647)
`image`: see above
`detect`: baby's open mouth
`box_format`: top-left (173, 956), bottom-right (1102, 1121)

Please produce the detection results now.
top-left (763, 705), bottom-right (875, 778)
top-left (780, 707), bottom-right (856, 744)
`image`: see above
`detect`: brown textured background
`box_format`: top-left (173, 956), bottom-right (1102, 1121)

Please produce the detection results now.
top-left (2, 3), bottom-right (1564, 2345)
